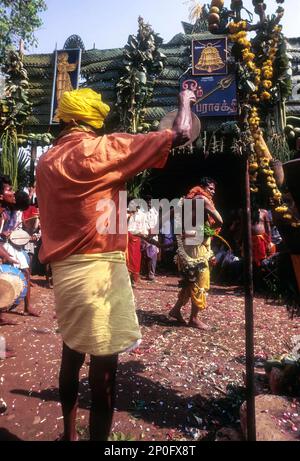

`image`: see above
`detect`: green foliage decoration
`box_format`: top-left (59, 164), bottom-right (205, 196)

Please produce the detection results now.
top-left (17, 147), bottom-right (30, 189)
top-left (126, 170), bottom-right (151, 199)
top-left (0, 0), bottom-right (47, 59)
top-left (0, 48), bottom-right (32, 189)
top-left (266, 133), bottom-right (292, 163)
top-left (116, 16), bottom-right (166, 134)
top-left (115, 16), bottom-right (166, 197)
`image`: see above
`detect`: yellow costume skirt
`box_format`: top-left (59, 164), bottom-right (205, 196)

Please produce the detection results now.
top-left (51, 252), bottom-right (142, 356)
top-left (178, 239), bottom-right (211, 310)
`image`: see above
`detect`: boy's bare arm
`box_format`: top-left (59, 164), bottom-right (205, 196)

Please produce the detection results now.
top-left (203, 197), bottom-right (223, 227)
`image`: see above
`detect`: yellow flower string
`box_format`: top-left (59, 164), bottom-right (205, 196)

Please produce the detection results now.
top-left (227, 19), bottom-right (300, 227)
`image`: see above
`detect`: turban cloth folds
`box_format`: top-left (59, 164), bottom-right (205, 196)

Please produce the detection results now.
top-left (57, 88), bottom-right (110, 129)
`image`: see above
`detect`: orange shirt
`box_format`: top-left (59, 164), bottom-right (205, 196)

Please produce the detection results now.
top-left (36, 129), bottom-right (173, 263)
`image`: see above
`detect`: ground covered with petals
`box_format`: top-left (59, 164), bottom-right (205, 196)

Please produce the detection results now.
top-left (0, 275), bottom-right (300, 441)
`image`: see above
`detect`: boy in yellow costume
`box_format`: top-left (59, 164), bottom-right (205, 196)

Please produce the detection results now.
top-left (169, 178), bottom-right (223, 330)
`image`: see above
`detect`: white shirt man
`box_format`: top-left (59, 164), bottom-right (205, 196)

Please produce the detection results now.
top-left (127, 207), bottom-right (148, 235)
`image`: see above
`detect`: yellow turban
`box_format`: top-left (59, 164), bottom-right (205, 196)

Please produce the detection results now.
top-left (57, 88), bottom-right (110, 129)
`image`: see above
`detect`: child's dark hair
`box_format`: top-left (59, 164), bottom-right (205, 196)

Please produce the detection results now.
top-left (199, 177), bottom-right (217, 188)
top-left (0, 175), bottom-right (12, 195)
top-left (15, 190), bottom-right (30, 211)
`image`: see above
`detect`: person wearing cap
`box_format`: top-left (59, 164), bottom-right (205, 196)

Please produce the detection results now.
top-left (36, 87), bottom-right (195, 441)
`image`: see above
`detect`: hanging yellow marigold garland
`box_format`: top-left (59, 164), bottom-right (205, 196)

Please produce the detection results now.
top-left (224, 16), bottom-right (300, 228)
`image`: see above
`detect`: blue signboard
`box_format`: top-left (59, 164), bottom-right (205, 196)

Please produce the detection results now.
top-left (180, 75), bottom-right (238, 117)
top-left (50, 48), bottom-right (82, 124)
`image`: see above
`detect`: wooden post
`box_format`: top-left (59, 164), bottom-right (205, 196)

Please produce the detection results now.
top-left (242, 152), bottom-right (256, 441)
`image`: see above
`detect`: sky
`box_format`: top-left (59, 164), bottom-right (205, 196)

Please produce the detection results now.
top-left (28, 0), bottom-right (299, 54)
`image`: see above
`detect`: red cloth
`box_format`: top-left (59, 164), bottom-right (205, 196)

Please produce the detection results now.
top-left (186, 185), bottom-right (217, 228)
top-left (22, 205), bottom-right (39, 222)
top-left (186, 186), bottom-right (213, 201)
top-left (126, 232), bottom-right (141, 281)
top-left (252, 233), bottom-right (270, 266)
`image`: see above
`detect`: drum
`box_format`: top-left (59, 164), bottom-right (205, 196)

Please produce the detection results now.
top-left (9, 229), bottom-right (30, 247)
top-left (0, 264), bottom-right (28, 309)
top-left (158, 110), bottom-right (201, 147)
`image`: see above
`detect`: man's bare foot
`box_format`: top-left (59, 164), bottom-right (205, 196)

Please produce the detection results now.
top-left (188, 319), bottom-right (211, 331)
top-left (168, 308), bottom-right (186, 325)
top-left (0, 317), bottom-right (19, 326)
top-left (23, 309), bottom-right (41, 317)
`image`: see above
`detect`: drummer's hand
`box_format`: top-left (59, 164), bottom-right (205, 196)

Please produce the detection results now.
top-left (1, 230), bottom-right (11, 240)
top-left (6, 256), bottom-right (18, 265)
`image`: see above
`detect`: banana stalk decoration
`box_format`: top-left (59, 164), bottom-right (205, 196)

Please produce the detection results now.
top-left (0, 128), bottom-right (18, 189)
top-left (0, 48), bottom-right (32, 189)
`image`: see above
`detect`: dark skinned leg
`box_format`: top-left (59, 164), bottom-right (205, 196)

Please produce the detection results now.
top-left (46, 264), bottom-right (53, 289)
top-left (188, 302), bottom-right (210, 330)
top-left (88, 354), bottom-right (118, 441)
top-left (29, 254), bottom-right (34, 286)
top-left (23, 269), bottom-right (40, 316)
top-left (168, 286), bottom-right (190, 324)
top-left (59, 342), bottom-right (85, 441)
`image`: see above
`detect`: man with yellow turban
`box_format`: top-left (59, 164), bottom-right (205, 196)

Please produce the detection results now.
top-left (36, 87), bottom-right (196, 441)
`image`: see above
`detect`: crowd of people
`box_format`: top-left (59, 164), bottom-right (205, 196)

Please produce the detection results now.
top-left (0, 176), bottom-right (46, 356)
top-left (0, 86), bottom-right (296, 441)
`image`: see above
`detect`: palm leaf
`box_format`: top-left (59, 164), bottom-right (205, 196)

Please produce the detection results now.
top-left (17, 147), bottom-right (30, 189)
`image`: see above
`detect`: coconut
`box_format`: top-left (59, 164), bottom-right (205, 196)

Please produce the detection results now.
top-left (208, 13), bottom-right (220, 24)
top-left (210, 6), bottom-right (220, 14)
top-left (211, 0), bottom-right (224, 8)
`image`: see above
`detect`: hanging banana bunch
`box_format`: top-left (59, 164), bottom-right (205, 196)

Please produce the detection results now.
top-left (0, 127), bottom-right (18, 190)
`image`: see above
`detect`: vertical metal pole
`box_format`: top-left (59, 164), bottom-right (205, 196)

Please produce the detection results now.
top-left (243, 155), bottom-right (256, 441)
